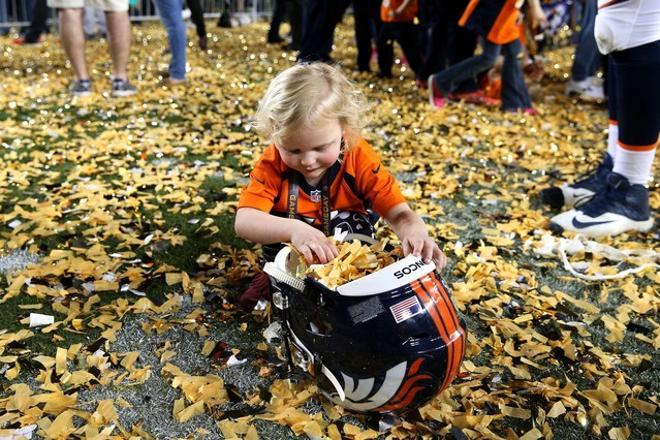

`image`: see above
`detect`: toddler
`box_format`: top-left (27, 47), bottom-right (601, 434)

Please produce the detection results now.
top-left (235, 63), bottom-right (447, 307)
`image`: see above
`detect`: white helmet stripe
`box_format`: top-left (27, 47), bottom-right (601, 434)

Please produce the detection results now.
top-left (342, 374), bottom-right (374, 402)
top-left (340, 361), bottom-right (407, 411)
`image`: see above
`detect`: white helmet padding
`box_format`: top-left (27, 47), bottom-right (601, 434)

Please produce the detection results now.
top-left (267, 246), bottom-right (436, 297)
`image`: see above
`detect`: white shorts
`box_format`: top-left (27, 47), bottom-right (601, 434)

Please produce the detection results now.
top-left (595, 0), bottom-right (660, 54)
top-left (47, 0), bottom-right (128, 12)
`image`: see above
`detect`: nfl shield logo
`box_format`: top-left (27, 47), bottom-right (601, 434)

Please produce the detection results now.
top-left (310, 190), bottom-right (322, 203)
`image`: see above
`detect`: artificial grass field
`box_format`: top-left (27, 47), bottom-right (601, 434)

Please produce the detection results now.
top-left (0, 16), bottom-right (658, 440)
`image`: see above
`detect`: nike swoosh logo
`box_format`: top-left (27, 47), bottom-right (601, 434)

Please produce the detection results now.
top-left (572, 218), bottom-right (613, 228)
top-left (253, 176), bottom-right (265, 184)
top-left (372, 164), bottom-right (381, 174)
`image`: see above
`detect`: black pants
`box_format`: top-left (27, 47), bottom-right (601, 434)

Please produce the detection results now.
top-left (419, 0), bottom-right (477, 85)
top-left (268, 0), bottom-right (286, 41)
top-left (298, 0), bottom-right (350, 62)
top-left (377, 21), bottom-right (424, 79)
top-left (287, 0), bottom-right (304, 49)
top-left (186, 0), bottom-right (206, 38)
top-left (608, 40), bottom-right (660, 147)
top-left (353, 0), bottom-right (382, 71)
top-left (23, 0), bottom-right (49, 42)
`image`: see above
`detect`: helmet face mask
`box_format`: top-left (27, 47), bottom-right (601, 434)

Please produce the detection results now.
top-left (264, 240), bottom-right (467, 413)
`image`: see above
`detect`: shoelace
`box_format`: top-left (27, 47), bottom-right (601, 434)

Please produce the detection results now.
top-left (527, 234), bottom-right (659, 281)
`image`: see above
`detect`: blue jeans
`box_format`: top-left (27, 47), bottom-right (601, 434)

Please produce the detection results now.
top-left (154, 0), bottom-right (186, 80)
top-left (0, 0), bottom-right (8, 29)
top-left (571, 0), bottom-right (600, 81)
top-left (432, 37), bottom-right (532, 111)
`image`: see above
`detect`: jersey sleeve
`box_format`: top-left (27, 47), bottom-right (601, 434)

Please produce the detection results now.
top-left (352, 140), bottom-right (407, 216)
top-left (238, 146), bottom-right (284, 213)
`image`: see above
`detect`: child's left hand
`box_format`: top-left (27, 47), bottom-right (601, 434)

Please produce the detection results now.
top-left (386, 203), bottom-right (448, 270)
top-left (402, 233), bottom-right (447, 270)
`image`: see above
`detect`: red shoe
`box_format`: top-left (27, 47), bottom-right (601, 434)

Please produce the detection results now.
top-left (13, 36), bottom-right (44, 46)
top-left (238, 271), bottom-right (271, 310)
top-left (428, 76), bottom-right (445, 108)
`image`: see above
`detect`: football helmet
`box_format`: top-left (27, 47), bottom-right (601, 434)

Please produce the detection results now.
top-left (263, 239), bottom-right (467, 413)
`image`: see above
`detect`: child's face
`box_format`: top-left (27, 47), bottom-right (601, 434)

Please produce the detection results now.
top-left (276, 119), bottom-right (343, 184)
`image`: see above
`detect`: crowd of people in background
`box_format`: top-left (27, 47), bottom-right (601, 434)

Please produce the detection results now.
top-left (0, 0), bottom-right (657, 239)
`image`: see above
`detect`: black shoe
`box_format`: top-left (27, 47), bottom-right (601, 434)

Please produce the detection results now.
top-left (111, 78), bottom-right (137, 97)
top-left (550, 172), bottom-right (653, 237)
top-left (541, 153), bottom-right (613, 210)
top-left (70, 79), bottom-right (92, 97)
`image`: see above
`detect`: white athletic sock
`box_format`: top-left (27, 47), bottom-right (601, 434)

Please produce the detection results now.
top-left (612, 142), bottom-right (657, 186)
top-left (607, 121), bottom-right (618, 158)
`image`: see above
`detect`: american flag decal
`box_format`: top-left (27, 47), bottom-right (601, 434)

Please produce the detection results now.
top-left (389, 296), bottom-right (422, 324)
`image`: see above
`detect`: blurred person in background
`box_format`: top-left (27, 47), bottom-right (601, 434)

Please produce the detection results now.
top-left (47, 0), bottom-right (137, 96)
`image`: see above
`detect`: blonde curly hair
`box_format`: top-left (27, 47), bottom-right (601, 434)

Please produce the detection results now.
top-left (253, 63), bottom-right (370, 149)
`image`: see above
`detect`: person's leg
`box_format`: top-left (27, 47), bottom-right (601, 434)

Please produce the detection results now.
top-left (549, 40), bottom-right (658, 236)
top-left (321, 0), bottom-right (349, 61)
top-left (611, 40), bottom-right (659, 187)
top-left (353, 0), bottom-right (373, 71)
top-left (422, 0), bottom-right (449, 79)
top-left (186, 0), bottom-right (206, 41)
top-left (267, 0), bottom-right (285, 42)
top-left (570, 0), bottom-right (597, 82)
top-left (397, 22), bottom-right (424, 79)
top-left (431, 37), bottom-right (500, 95)
top-left (298, 0), bottom-right (325, 61)
top-left (104, 9), bottom-right (132, 80)
top-left (376, 22), bottom-right (395, 77)
top-left (153, 0), bottom-right (186, 80)
top-left (500, 38), bottom-right (532, 111)
top-left (287, 0), bottom-right (303, 49)
top-left (23, 0), bottom-right (49, 42)
top-left (58, 8), bottom-right (89, 81)
top-left (0, 0), bottom-right (7, 28)
top-left (606, 56), bottom-right (618, 158)
top-left (448, 0), bottom-right (479, 92)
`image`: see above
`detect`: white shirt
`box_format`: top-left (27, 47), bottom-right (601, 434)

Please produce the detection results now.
top-left (595, 0), bottom-right (660, 54)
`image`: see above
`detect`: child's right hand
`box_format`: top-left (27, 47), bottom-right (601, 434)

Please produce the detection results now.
top-left (290, 221), bottom-right (339, 264)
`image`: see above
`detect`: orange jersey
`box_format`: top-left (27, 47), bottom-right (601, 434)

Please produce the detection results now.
top-left (238, 138), bottom-right (406, 227)
top-left (459, 0), bottom-right (521, 45)
top-left (381, 0), bottom-right (418, 23)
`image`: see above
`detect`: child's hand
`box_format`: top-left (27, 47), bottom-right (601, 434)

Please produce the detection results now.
top-left (290, 221), bottom-right (339, 264)
top-left (402, 234), bottom-right (447, 270)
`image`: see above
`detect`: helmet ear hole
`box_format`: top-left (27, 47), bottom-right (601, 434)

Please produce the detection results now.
top-left (306, 318), bottom-right (335, 336)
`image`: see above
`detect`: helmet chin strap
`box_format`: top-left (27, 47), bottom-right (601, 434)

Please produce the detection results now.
top-left (264, 256), bottom-right (346, 402)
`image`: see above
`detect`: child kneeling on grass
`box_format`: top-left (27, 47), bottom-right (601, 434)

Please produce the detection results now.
top-left (234, 62), bottom-right (447, 309)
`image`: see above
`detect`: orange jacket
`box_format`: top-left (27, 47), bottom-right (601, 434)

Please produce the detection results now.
top-left (238, 138), bottom-right (406, 226)
top-left (459, 0), bottom-right (521, 45)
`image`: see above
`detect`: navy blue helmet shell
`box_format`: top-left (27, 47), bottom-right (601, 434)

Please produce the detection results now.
top-left (264, 243), bottom-right (467, 413)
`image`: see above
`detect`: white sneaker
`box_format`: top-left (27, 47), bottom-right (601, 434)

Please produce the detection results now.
top-left (565, 78), bottom-right (605, 102)
top-left (550, 173), bottom-right (654, 237)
